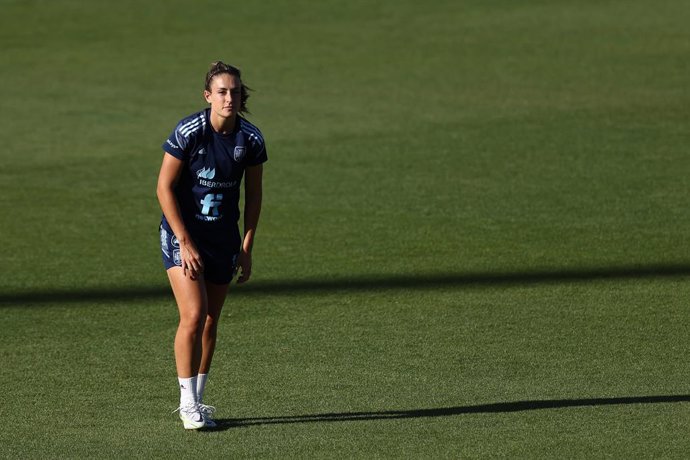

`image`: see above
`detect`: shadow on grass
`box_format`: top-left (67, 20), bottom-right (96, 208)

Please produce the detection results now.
top-left (1, 263), bottom-right (689, 306)
top-left (211, 394), bottom-right (690, 430)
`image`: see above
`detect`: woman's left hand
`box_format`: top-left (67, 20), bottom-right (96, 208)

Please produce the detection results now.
top-left (236, 250), bottom-right (252, 284)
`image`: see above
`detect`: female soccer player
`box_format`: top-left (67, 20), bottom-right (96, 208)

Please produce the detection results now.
top-left (157, 61), bottom-right (267, 430)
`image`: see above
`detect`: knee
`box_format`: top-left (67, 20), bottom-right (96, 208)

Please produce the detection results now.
top-left (203, 315), bottom-right (220, 336)
top-left (179, 308), bottom-right (206, 332)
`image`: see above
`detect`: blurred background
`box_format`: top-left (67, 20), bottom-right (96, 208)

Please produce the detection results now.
top-left (1, 0), bottom-right (687, 293)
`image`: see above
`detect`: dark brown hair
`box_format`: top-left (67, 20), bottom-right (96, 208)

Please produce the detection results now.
top-left (205, 61), bottom-right (251, 114)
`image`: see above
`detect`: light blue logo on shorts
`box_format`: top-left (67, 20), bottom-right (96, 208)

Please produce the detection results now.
top-left (160, 228), bottom-right (169, 257)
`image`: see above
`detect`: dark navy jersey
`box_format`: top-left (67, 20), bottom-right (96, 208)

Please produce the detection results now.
top-left (161, 108), bottom-right (267, 244)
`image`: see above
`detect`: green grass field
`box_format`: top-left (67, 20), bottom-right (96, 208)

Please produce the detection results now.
top-left (1, 0), bottom-right (689, 457)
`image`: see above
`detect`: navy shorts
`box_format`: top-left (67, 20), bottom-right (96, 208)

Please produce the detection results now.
top-left (159, 224), bottom-right (239, 285)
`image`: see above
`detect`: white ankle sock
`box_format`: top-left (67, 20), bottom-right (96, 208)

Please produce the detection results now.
top-left (197, 373), bottom-right (208, 403)
top-left (178, 376), bottom-right (198, 406)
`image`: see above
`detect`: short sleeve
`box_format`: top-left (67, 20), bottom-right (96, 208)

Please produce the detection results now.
top-left (162, 112), bottom-right (206, 161)
top-left (246, 129), bottom-right (268, 167)
top-left (247, 142), bottom-right (267, 166)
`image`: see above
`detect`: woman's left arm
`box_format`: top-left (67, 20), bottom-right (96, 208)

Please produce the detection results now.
top-left (237, 164), bottom-right (263, 283)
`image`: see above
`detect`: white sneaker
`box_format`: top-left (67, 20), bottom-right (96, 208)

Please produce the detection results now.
top-left (199, 403), bottom-right (217, 428)
top-left (174, 402), bottom-right (205, 430)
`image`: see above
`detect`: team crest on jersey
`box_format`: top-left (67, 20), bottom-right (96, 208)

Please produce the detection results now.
top-left (173, 249), bottom-right (182, 266)
top-left (234, 146), bottom-right (246, 162)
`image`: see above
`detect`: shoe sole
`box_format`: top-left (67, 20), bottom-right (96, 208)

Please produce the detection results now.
top-left (183, 422), bottom-right (205, 430)
top-left (180, 416), bottom-right (206, 430)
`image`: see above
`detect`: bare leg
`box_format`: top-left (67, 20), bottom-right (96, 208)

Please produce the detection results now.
top-left (199, 281), bottom-right (230, 374)
top-left (167, 267), bottom-right (208, 378)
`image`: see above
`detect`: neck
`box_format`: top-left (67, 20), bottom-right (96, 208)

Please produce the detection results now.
top-left (210, 111), bottom-right (236, 135)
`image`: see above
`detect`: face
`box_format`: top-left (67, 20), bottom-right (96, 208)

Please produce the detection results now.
top-left (204, 73), bottom-right (242, 120)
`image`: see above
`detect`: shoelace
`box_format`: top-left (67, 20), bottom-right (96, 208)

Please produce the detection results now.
top-left (172, 401), bottom-right (201, 415)
top-left (198, 403), bottom-right (216, 417)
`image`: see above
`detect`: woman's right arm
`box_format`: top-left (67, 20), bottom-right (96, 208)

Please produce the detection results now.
top-left (156, 153), bottom-right (204, 279)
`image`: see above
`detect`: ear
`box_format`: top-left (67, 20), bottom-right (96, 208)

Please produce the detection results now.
top-left (204, 90), bottom-right (212, 103)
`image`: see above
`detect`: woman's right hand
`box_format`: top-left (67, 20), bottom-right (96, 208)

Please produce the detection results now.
top-left (179, 239), bottom-right (204, 280)
top-left (158, 154), bottom-right (204, 280)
